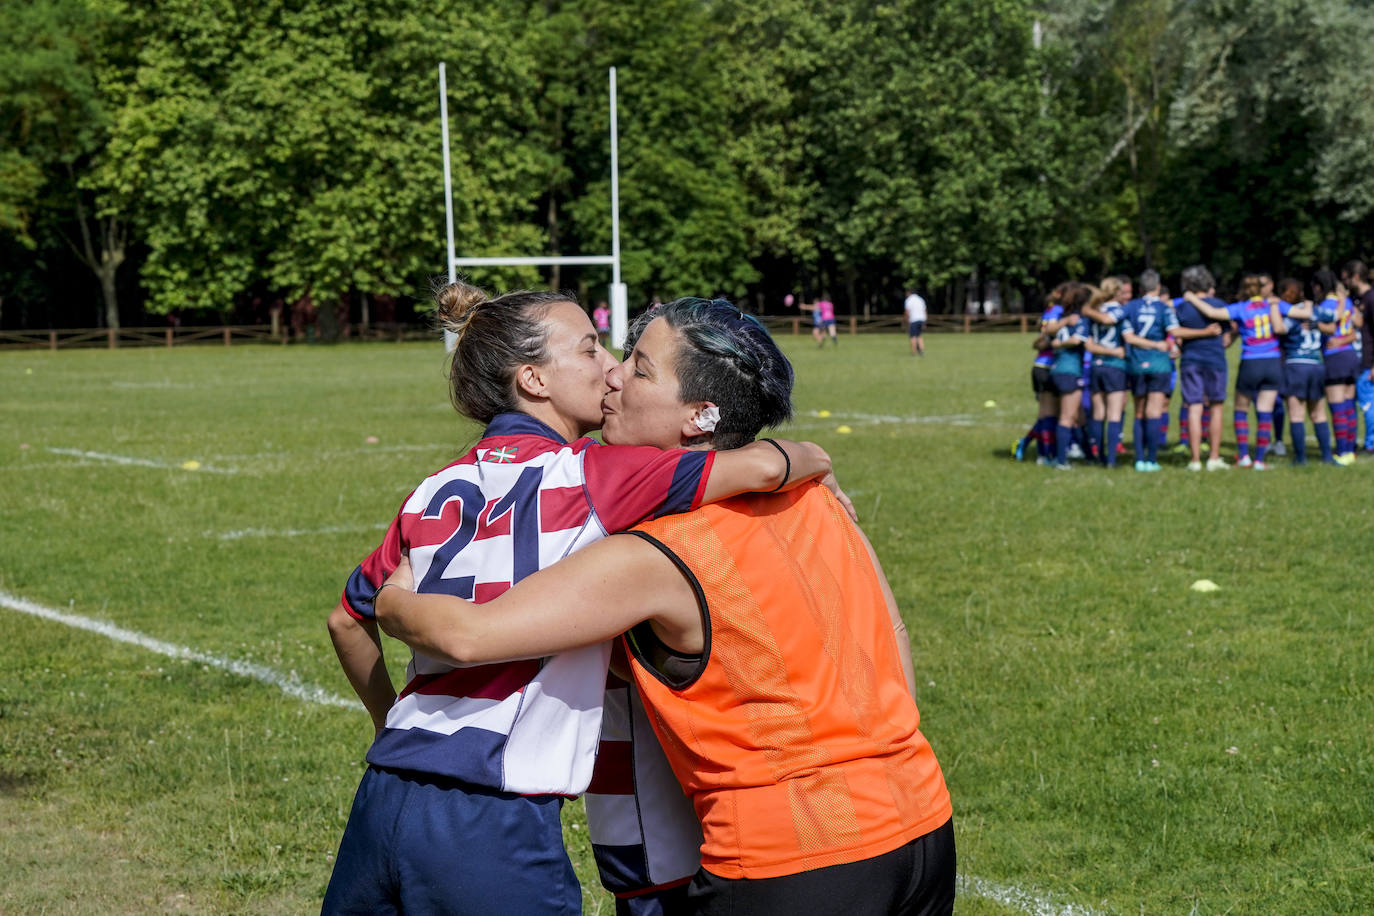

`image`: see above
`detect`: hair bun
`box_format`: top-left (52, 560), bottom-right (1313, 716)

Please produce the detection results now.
top-left (435, 280), bottom-right (489, 338)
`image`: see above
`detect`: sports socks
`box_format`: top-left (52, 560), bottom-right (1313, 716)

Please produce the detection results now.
top-left (1314, 420), bottom-right (1333, 462)
top-left (1272, 401), bottom-right (1285, 445)
top-left (1334, 400), bottom-right (1357, 454)
top-left (1178, 406), bottom-right (1190, 447)
top-left (1056, 424), bottom-right (1073, 465)
top-left (1106, 420), bottom-right (1122, 467)
top-left (1234, 409), bottom-right (1250, 459)
top-left (1145, 417), bottom-right (1161, 463)
top-left (1290, 420), bottom-right (1306, 464)
top-left (1133, 418), bottom-right (1146, 462)
top-left (1256, 411), bottom-right (1273, 462)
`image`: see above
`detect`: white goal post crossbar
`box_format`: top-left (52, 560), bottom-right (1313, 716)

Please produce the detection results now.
top-left (439, 65), bottom-right (627, 349)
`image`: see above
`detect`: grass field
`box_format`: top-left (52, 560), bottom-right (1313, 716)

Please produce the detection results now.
top-left (2, 332), bottom-right (1371, 914)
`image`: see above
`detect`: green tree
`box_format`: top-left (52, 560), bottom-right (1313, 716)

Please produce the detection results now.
top-left (1, 0), bottom-right (133, 328)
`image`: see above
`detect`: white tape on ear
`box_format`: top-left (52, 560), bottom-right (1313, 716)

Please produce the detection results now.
top-left (694, 405), bottom-right (720, 433)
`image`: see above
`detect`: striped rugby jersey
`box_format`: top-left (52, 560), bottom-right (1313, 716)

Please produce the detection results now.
top-left (341, 411), bottom-right (714, 796)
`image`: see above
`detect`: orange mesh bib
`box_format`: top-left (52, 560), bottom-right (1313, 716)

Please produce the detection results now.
top-left (627, 483), bottom-right (951, 879)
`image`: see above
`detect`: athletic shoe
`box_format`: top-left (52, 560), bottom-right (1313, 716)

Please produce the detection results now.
top-left (1336, 452), bottom-right (1356, 466)
top-left (1053, 461), bottom-right (1073, 471)
top-left (1252, 460), bottom-right (1268, 471)
top-left (1206, 457), bottom-right (1230, 471)
top-left (1013, 439), bottom-right (1026, 461)
top-left (1236, 455), bottom-right (1254, 468)
top-left (1067, 443), bottom-right (1085, 460)
top-left (1036, 456), bottom-right (1053, 466)
top-left (1116, 442), bottom-right (1126, 455)
top-left (1187, 461), bottom-right (1203, 472)
top-left (1172, 443), bottom-right (1190, 456)
top-left (1323, 457), bottom-right (1343, 467)
top-left (1270, 440), bottom-right (1287, 457)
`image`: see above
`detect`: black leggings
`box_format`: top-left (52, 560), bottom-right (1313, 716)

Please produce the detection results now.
top-left (684, 818), bottom-right (956, 916)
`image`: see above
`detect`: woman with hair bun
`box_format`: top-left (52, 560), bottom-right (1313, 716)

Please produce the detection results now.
top-left (376, 297), bottom-right (955, 916)
top-left (323, 283), bottom-right (841, 914)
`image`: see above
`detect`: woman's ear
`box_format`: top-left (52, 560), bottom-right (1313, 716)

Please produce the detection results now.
top-left (515, 363), bottom-right (549, 400)
top-left (681, 402), bottom-right (720, 440)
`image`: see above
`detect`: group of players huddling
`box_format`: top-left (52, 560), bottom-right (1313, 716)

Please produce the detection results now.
top-left (1015, 261), bottom-right (1374, 471)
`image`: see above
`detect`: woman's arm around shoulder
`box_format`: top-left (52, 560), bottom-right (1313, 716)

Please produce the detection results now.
top-left (374, 541), bottom-right (700, 666)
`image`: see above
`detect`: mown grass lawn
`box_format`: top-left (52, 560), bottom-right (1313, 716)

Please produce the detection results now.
top-left (1, 332), bottom-right (1369, 914)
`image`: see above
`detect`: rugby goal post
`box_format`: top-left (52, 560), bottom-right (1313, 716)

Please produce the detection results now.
top-left (439, 64), bottom-right (627, 350)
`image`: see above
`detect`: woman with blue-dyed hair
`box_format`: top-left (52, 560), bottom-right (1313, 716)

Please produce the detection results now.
top-left (375, 297), bottom-right (956, 915)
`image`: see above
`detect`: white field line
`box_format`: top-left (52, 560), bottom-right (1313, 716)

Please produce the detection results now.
top-left (0, 587), bottom-right (1100, 915)
top-left (208, 523), bottom-right (386, 541)
top-left (790, 409), bottom-right (1020, 429)
top-left (0, 590), bottom-right (361, 711)
top-left (958, 875), bottom-right (1104, 915)
top-left (44, 447), bottom-right (240, 475)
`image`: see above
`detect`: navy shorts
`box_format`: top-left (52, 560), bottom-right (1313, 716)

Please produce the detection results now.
top-left (1032, 366), bottom-right (1053, 395)
top-left (1283, 362), bottom-right (1326, 402)
top-left (1132, 371), bottom-right (1172, 396)
top-left (1324, 349), bottom-right (1360, 385)
top-left (908, 321), bottom-right (925, 337)
top-left (1235, 357), bottom-right (1283, 397)
top-left (1090, 366), bottom-right (1128, 394)
top-left (322, 766), bottom-right (579, 915)
top-left (1179, 364), bottom-right (1228, 405)
top-left (1051, 372), bottom-right (1083, 396)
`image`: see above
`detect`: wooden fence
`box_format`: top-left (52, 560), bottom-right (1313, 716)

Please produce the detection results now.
top-left (759, 313), bottom-right (1033, 335)
top-left (0, 314), bottom-right (1033, 351)
top-left (0, 323), bottom-right (434, 351)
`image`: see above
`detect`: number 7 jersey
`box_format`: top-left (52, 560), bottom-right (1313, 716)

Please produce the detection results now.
top-left (340, 411), bottom-right (714, 795)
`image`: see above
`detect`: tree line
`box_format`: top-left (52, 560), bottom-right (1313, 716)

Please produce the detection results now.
top-left (3, 0), bottom-right (1372, 332)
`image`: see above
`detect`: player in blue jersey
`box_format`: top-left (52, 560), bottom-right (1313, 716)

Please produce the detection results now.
top-left (1047, 301), bottom-right (1089, 470)
top-left (323, 283), bottom-right (842, 915)
top-left (1015, 283), bottom-right (1072, 463)
top-left (1274, 277), bottom-right (1337, 465)
top-left (1172, 265), bottom-right (1233, 470)
top-left (1258, 272), bottom-right (1288, 457)
top-left (1185, 274), bottom-right (1311, 470)
top-left (1120, 269), bottom-right (1178, 471)
top-left (1312, 268), bottom-right (1363, 464)
top-left (1082, 278), bottom-right (1129, 467)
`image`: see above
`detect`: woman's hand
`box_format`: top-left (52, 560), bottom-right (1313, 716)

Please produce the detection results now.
top-left (383, 553), bottom-right (414, 592)
top-left (820, 469), bottom-right (859, 523)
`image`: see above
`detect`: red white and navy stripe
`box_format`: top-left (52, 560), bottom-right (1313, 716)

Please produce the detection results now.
top-left (340, 412), bottom-right (713, 796)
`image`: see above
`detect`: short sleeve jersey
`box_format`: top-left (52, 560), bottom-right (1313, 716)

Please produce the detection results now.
top-left (340, 411), bottom-right (714, 796)
top-left (1313, 297), bottom-right (1355, 356)
top-left (1122, 296), bottom-right (1179, 375)
top-left (1034, 304), bottom-right (1064, 368)
top-left (1089, 303), bottom-right (1128, 370)
top-left (1172, 296), bottom-right (1229, 370)
top-left (816, 300), bottom-right (836, 322)
top-left (1051, 315), bottom-right (1087, 376)
top-left (1227, 298), bottom-right (1291, 360)
top-left (593, 306), bottom-right (611, 332)
top-left (1281, 312), bottom-right (1324, 365)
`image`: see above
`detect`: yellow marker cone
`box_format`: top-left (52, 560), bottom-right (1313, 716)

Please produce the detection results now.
top-left (1190, 579), bottom-right (1220, 593)
top-left (818, 410), bottom-right (832, 418)
top-left (836, 425), bottom-right (853, 434)
top-left (181, 460), bottom-right (201, 471)
top-left (983, 400), bottom-right (997, 408)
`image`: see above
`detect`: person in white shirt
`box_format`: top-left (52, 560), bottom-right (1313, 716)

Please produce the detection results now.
top-left (904, 289), bottom-right (928, 356)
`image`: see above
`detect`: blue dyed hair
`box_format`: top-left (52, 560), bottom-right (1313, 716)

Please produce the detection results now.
top-left (624, 297), bottom-right (794, 449)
